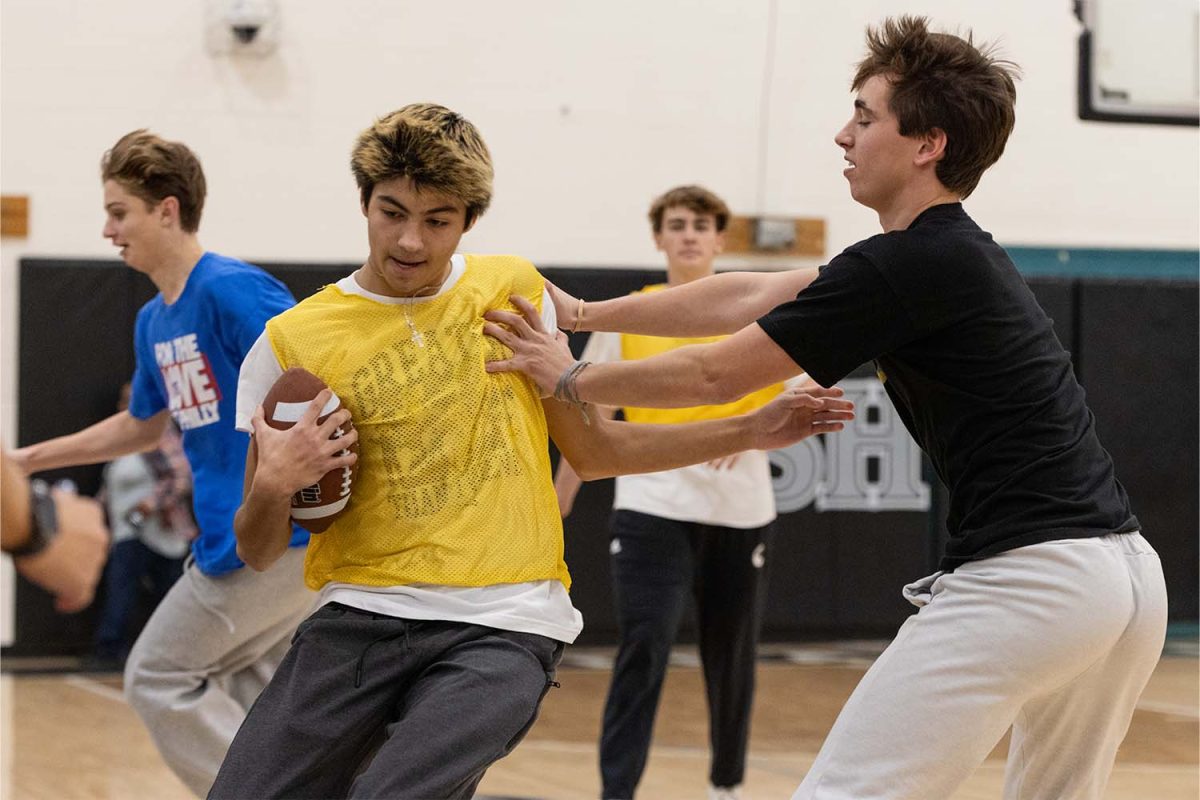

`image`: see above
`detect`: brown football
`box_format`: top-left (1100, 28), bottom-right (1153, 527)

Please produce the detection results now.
top-left (260, 367), bottom-right (357, 533)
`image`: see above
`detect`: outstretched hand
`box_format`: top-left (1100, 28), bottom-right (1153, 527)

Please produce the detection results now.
top-left (750, 385), bottom-right (855, 451)
top-left (248, 389), bottom-right (358, 498)
top-left (15, 488), bottom-right (109, 613)
top-left (483, 295), bottom-right (576, 398)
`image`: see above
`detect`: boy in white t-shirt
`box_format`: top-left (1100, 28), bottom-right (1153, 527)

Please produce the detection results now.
top-left (555, 186), bottom-right (784, 800)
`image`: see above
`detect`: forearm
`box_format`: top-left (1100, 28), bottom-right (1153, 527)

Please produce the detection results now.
top-left (552, 405), bottom-right (615, 515)
top-left (17, 410), bottom-right (168, 472)
top-left (548, 378), bottom-right (853, 482)
top-left (574, 414), bottom-right (760, 480)
top-left (233, 483), bottom-right (295, 571)
top-left (570, 322), bottom-right (801, 413)
top-left (579, 269), bottom-right (817, 337)
top-left (574, 347), bottom-right (722, 408)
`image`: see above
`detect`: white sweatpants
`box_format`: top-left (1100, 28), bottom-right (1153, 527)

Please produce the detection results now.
top-left (123, 546), bottom-right (314, 797)
top-left (793, 532), bottom-right (1167, 800)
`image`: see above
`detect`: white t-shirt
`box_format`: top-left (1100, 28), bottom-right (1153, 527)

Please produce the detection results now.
top-left (581, 329), bottom-right (780, 529)
top-left (236, 255), bottom-right (582, 644)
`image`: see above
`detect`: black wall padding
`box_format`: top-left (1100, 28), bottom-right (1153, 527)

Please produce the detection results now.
top-left (1078, 280), bottom-right (1199, 620)
top-left (10, 260), bottom-right (1197, 655)
top-left (14, 261), bottom-right (156, 653)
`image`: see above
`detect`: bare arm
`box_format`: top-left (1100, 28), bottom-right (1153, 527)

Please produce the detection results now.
top-left (550, 268), bottom-right (818, 337)
top-left (572, 325), bottom-right (802, 408)
top-left (2, 452), bottom-right (108, 613)
top-left (486, 298), bottom-right (805, 409)
top-left (232, 434), bottom-right (294, 571)
top-left (10, 409), bottom-right (169, 473)
top-left (553, 404), bottom-right (617, 516)
top-left (233, 392), bottom-right (357, 571)
top-left (544, 385), bottom-right (853, 481)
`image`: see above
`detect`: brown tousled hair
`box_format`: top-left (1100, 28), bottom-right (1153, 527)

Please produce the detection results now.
top-left (853, 16), bottom-right (1020, 198)
top-left (648, 185), bottom-right (731, 233)
top-left (101, 130), bottom-right (207, 233)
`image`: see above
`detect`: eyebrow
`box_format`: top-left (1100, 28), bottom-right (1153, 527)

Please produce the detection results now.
top-left (104, 202), bottom-right (126, 211)
top-left (377, 194), bottom-right (461, 216)
top-left (853, 98), bottom-right (876, 116)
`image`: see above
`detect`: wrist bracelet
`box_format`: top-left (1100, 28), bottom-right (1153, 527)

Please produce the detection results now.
top-left (553, 360), bottom-right (592, 425)
top-left (8, 479), bottom-right (58, 558)
top-left (571, 298), bottom-right (585, 334)
top-left (553, 360), bottom-right (589, 402)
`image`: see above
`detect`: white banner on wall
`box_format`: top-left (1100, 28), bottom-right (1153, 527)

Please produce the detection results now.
top-left (771, 377), bottom-right (931, 513)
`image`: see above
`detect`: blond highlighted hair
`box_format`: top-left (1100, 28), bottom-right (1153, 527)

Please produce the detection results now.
top-left (351, 103), bottom-right (493, 225)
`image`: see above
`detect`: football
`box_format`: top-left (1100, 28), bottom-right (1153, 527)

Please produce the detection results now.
top-left (260, 367), bottom-right (357, 533)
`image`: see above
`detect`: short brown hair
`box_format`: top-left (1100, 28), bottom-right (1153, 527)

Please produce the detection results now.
top-left (648, 185), bottom-right (731, 233)
top-left (351, 103), bottom-right (493, 225)
top-left (100, 130), bottom-right (207, 233)
top-left (852, 16), bottom-right (1019, 198)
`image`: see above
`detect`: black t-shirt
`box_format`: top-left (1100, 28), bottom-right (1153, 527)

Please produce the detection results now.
top-left (758, 203), bottom-right (1138, 569)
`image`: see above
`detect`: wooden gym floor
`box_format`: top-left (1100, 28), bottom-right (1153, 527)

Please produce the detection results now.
top-left (2, 641), bottom-right (1196, 799)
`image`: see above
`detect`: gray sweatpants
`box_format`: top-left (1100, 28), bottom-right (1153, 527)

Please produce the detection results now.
top-left (792, 532), bottom-right (1168, 800)
top-left (208, 603), bottom-right (564, 799)
top-left (124, 546), bottom-right (314, 797)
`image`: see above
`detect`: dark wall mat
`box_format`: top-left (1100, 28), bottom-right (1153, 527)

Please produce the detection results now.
top-left (1078, 280), bottom-right (1199, 621)
top-left (14, 260), bottom-right (148, 653)
top-left (12, 259), bottom-right (1197, 655)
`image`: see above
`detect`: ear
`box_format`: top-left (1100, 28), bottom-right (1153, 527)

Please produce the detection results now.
top-left (156, 196), bottom-right (181, 227)
top-left (914, 127), bottom-right (947, 167)
top-left (714, 230), bottom-right (726, 255)
top-left (652, 229), bottom-right (665, 252)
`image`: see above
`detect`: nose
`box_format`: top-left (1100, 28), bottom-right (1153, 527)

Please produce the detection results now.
top-left (395, 221), bottom-right (422, 253)
top-left (102, 218), bottom-right (116, 239)
top-left (834, 119), bottom-right (853, 150)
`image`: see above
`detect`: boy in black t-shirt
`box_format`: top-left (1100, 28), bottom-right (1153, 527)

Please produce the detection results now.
top-left (485, 15), bottom-right (1168, 800)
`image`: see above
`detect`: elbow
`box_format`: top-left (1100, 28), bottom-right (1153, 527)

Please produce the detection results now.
top-left (134, 419), bottom-right (168, 453)
top-left (698, 360), bottom-right (745, 406)
top-left (235, 542), bottom-right (265, 571)
top-left (559, 450), bottom-right (603, 482)
top-left (557, 445), bottom-right (615, 482)
top-left (234, 519), bottom-right (285, 572)
top-left (236, 541), bottom-right (277, 572)
top-left (572, 460), bottom-right (611, 482)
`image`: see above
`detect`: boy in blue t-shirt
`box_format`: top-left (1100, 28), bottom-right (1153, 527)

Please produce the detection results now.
top-left (13, 129), bottom-right (314, 797)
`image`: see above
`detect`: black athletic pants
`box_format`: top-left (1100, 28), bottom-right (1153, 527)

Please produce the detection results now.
top-left (599, 510), bottom-right (772, 798)
top-left (209, 604), bottom-right (563, 799)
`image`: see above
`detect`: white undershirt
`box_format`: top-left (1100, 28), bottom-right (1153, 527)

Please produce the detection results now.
top-left (236, 255), bottom-right (581, 643)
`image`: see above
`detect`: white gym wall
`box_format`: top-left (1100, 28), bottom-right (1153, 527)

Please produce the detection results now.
top-left (2, 0), bottom-right (1197, 644)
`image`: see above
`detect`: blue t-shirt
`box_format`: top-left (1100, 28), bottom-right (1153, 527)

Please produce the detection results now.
top-left (129, 252), bottom-right (309, 575)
